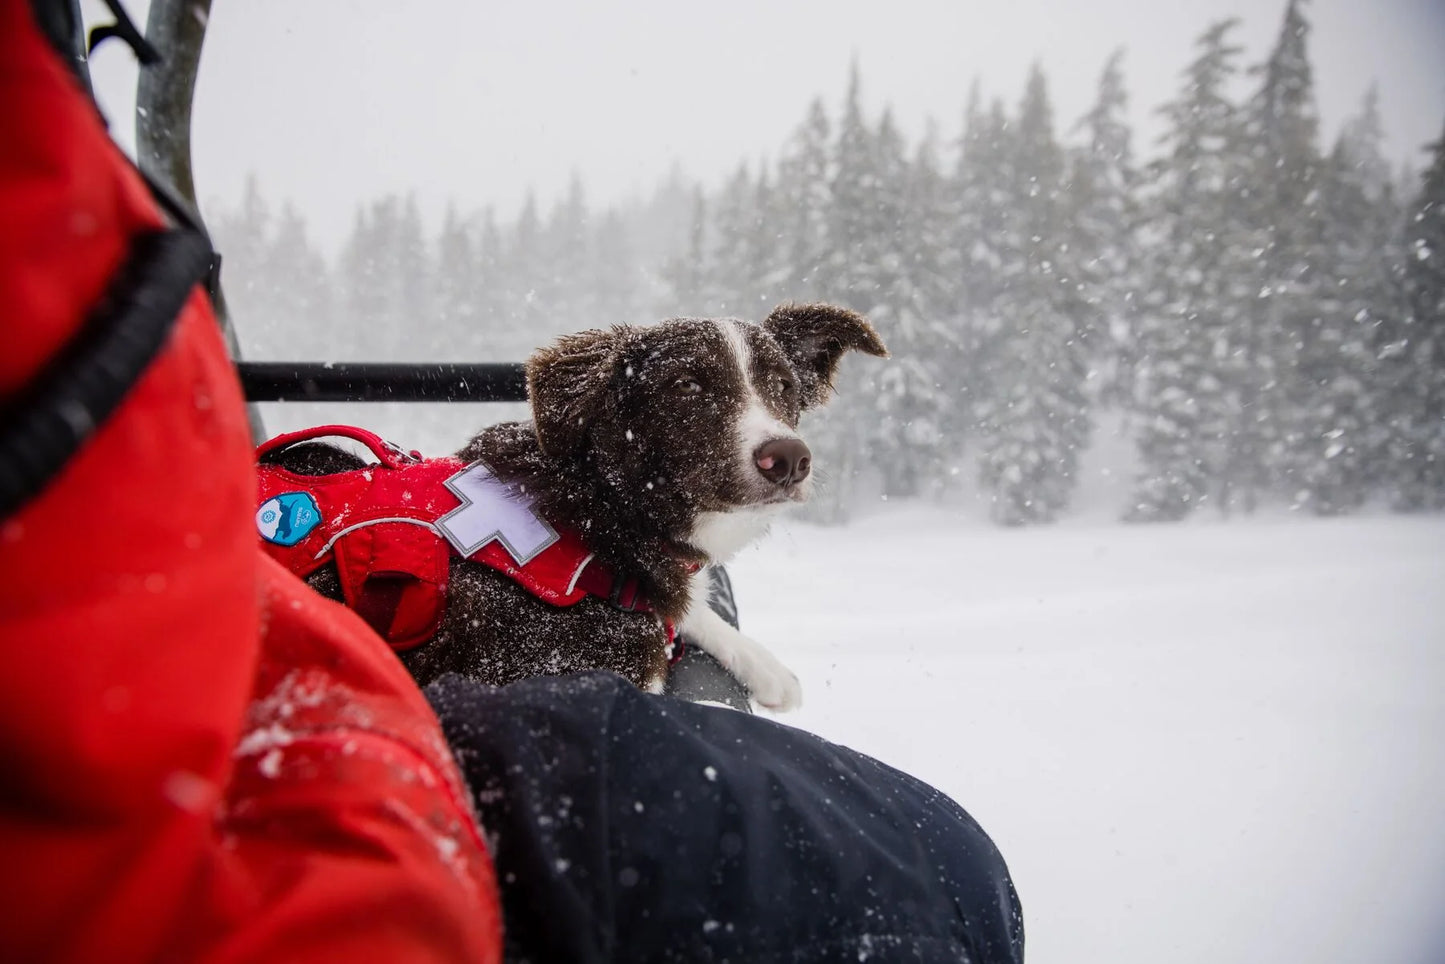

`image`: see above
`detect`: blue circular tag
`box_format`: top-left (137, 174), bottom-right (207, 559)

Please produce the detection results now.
top-left (256, 492), bottom-right (322, 546)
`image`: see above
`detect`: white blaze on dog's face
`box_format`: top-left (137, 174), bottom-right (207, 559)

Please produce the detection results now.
top-left (526, 303), bottom-right (888, 563)
top-left (685, 319), bottom-right (810, 561)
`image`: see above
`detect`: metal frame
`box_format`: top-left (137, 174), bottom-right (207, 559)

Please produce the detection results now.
top-left (238, 361), bottom-right (528, 403)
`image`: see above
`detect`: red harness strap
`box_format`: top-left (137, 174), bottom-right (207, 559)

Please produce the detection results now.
top-left (255, 425), bottom-right (671, 651)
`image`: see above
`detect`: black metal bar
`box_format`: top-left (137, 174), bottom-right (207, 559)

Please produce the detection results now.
top-left (238, 362), bottom-right (529, 403)
top-left (137, 0), bottom-right (209, 209)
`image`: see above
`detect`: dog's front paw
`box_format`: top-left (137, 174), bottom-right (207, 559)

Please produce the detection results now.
top-left (744, 656), bottom-right (803, 713)
top-left (680, 603), bottom-right (804, 712)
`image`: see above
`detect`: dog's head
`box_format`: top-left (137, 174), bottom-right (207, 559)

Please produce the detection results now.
top-left (525, 303), bottom-right (887, 561)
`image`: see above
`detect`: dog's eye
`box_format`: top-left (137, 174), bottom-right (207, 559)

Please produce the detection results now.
top-left (773, 372), bottom-right (793, 395)
top-left (675, 376), bottom-right (703, 395)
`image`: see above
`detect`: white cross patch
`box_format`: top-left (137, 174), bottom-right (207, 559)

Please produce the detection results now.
top-left (436, 462), bottom-right (559, 565)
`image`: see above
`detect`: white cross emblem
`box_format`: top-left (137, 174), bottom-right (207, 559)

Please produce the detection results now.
top-left (436, 462), bottom-right (559, 565)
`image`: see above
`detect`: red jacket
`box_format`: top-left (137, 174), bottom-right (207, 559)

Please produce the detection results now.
top-left (256, 425), bottom-right (670, 650)
top-left (0, 3), bottom-right (501, 960)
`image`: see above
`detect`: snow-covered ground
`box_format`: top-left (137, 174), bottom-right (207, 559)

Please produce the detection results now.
top-left (726, 506), bottom-right (1445, 964)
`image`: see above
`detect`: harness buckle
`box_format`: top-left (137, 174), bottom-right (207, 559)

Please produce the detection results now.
top-left (611, 578), bottom-right (640, 612)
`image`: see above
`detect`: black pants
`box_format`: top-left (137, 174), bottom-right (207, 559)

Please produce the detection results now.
top-left (427, 671), bottom-right (1024, 963)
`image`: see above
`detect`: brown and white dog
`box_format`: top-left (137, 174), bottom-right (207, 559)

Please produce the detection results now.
top-left (262, 303), bottom-right (886, 710)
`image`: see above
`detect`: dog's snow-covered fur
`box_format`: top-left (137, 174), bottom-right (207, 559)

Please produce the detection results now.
top-left (265, 303), bottom-right (886, 710)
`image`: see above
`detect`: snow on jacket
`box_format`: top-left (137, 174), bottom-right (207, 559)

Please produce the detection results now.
top-left (0, 3), bottom-right (501, 959)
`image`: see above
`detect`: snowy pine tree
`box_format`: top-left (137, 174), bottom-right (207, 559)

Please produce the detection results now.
top-left (869, 111), bottom-right (951, 499)
top-left (1383, 121), bottom-right (1445, 509)
top-left (211, 173), bottom-right (274, 354)
top-left (435, 204), bottom-right (479, 343)
top-left (338, 198), bottom-right (401, 358)
top-left (541, 176), bottom-right (589, 330)
top-left (702, 161), bottom-right (787, 316)
top-left (905, 123), bottom-right (966, 482)
top-left (1300, 88), bottom-right (1403, 513)
top-left (821, 60), bottom-right (882, 308)
top-left (972, 65), bottom-right (1092, 525)
top-left (1068, 49), bottom-right (1142, 407)
top-left (1127, 19), bottom-right (1253, 520)
top-left (335, 194), bottom-right (434, 359)
top-left (662, 187), bottom-right (710, 314)
top-left (630, 167), bottom-right (702, 318)
top-left (214, 180), bottom-right (336, 360)
top-left (1239, 0), bottom-right (1329, 508)
top-left (216, 173), bottom-right (269, 291)
top-left (949, 86), bottom-right (1011, 460)
top-left (398, 196), bottom-right (433, 353)
top-left (586, 208), bottom-right (640, 327)
top-left (470, 208), bottom-right (508, 356)
top-left (740, 165), bottom-right (789, 314)
top-left (261, 202), bottom-right (333, 355)
top-left (776, 98), bottom-right (834, 302)
top-left (801, 62), bottom-right (886, 519)
top-left (499, 193), bottom-right (549, 358)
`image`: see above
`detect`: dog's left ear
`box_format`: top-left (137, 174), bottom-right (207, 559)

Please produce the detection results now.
top-left (527, 327), bottom-right (621, 457)
top-left (762, 303), bottom-right (888, 409)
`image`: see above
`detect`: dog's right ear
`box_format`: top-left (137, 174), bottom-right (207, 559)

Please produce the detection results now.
top-left (763, 303), bottom-right (888, 410)
top-left (527, 327), bottom-right (620, 457)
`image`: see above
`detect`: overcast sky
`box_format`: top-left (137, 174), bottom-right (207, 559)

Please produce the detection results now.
top-left (84, 0), bottom-right (1445, 253)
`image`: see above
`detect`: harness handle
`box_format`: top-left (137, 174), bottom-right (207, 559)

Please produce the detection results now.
top-left (255, 424), bottom-right (421, 470)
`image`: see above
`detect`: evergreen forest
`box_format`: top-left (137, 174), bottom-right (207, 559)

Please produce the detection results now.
top-left (216, 1), bottom-right (1445, 524)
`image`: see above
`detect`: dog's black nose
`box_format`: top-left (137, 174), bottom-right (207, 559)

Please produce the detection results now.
top-left (755, 438), bottom-right (812, 487)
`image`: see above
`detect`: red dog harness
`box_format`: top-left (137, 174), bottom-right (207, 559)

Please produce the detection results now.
top-left (255, 425), bottom-right (671, 651)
